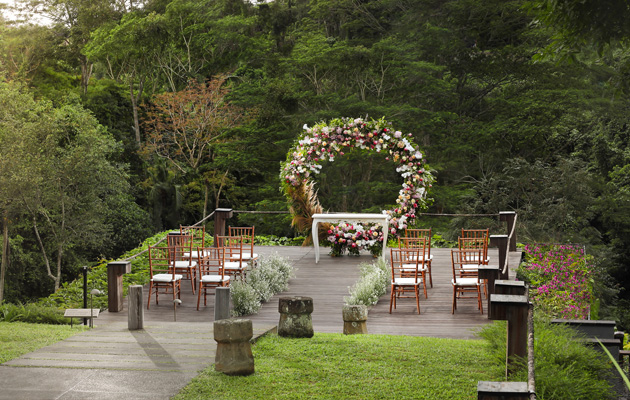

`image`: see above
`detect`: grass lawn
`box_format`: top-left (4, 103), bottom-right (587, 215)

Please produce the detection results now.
top-left (0, 321), bottom-right (85, 364)
top-left (175, 332), bottom-right (502, 400)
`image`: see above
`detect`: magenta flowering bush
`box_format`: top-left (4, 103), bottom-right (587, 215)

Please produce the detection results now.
top-left (517, 244), bottom-right (593, 320)
top-left (280, 117), bottom-right (434, 237)
top-left (324, 222), bottom-right (384, 257)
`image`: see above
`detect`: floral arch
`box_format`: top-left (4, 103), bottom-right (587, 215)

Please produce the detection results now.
top-left (280, 117), bottom-right (434, 250)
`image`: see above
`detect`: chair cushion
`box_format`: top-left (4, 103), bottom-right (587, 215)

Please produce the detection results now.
top-left (393, 277), bottom-right (420, 285)
top-left (224, 261), bottom-right (245, 270)
top-left (452, 278), bottom-right (480, 286)
top-left (184, 250), bottom-right (212, 259)
top-left (174, 260), bottom-right (197, 269)
top-left (462, 264), bottom-right (479, 270)
top-left (401, 264), bottom-right (428, 272)
top-left (152, 274), bottom-right (183, 282)
top-left (231, 252), bottom-right (258, 260)
top-left (201, 275), bottom-right (230, 283)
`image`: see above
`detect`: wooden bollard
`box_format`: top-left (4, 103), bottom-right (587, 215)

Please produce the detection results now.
top-left (489, 294), bottom-right (529, 377)
top-left (214, 318), bottom-right (254, 376)
top-left (342, 305), bottom-right (368, 335)
top-left (127, 285), bottom-right (144, 330)
top-left (215, 287), bottom-right (230, 321)
top-left (278, 296), bottom-right (314, 338)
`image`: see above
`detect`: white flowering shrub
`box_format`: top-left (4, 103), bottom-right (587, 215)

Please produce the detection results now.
top-left (230, 280), bottom-right (261, 316)
top-left (344, 258), bottom-right (390, 306)
top-left (231, 253), bottom-right (296, 316)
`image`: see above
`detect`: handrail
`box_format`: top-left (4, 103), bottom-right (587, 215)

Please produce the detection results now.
top-left (120, 210), bottom-right (216, 262)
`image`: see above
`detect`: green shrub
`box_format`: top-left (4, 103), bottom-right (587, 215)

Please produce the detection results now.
top-left (477, 319), bottom-right (614, 400)
top-left (344, 258), bottom-right (390, 306)
top-left (0, 303), bottom-right (69, 325)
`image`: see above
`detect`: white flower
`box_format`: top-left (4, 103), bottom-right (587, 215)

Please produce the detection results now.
top-left (303, 124), bottom-right (309, 130)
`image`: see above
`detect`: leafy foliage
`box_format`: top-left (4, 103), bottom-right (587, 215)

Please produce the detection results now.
top-left (344, 258), bottom-right (389, 306)
top-left (517, 244), bottom-right (594, 319)
top-left (478, 320), bottom-right (614, 399)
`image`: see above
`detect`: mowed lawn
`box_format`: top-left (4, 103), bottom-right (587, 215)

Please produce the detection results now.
top-left (0, 322), bottom-right (85, 364)
top-left (175, 332), bottom-right (502, 400)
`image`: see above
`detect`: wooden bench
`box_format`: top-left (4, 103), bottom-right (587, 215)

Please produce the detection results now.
top-left (64, 308), bottom-right (100, 327)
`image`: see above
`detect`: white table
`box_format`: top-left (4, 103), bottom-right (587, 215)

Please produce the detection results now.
top-left (311, 213), bottom-right (389, 263)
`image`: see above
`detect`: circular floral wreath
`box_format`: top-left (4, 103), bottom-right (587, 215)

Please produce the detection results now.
top-left (280, 117), bottom-right (434, 237)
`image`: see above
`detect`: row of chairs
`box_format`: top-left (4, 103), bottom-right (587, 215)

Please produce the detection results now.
top-left (451, 229), bottom-right (489, 314)
top-left (389, 228), bottom-right (490, 315)
top-left (146, 226), bottom-right (258, 310)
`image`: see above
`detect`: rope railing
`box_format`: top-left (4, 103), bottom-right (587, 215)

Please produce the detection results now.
top-left (121, 210), bottom-right (217, 262)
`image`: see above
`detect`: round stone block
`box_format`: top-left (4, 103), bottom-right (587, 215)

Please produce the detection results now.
top-left (214, 318), bottom-right (253, 343)
top-left (278, 296), bottom-right (314, 314)
top-left (278, 297), bottom-right (314, 338)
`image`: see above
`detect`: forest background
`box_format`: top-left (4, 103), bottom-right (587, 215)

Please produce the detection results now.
top-left (2, 0), bottom-right (630, 327)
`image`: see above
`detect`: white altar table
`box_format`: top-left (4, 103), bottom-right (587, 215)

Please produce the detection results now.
top-left (311, 213), bottom-right (389, 263)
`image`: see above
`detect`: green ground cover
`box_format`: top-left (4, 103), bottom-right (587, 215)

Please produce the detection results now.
top-left (174, 332), bottom-right (502, 400)
top-left (0, 322), bottom-right (84, 364)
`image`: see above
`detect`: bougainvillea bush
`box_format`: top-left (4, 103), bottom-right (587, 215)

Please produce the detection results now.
top-left (517, 244), bottom-right (594, 319)
top-left (324, 222), bottom-right (385, 257)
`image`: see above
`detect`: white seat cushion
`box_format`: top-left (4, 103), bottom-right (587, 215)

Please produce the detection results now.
top-left (401, 264), bottom-right (428, 272)
top-left (393, 277), bottom-right (420, 285)
top-left (152, 273), bottom-right (183, 282)
top-left (224, 261), bottom-right (245, 270)
top-left (230, 252), bottom-right (258, 260)
top-left (174, 260), bottom-right (197, 269)
top-left (462, 264), bottom-right (479, 270)
top-left (200, 275), bottom-right (230, 283)
top-left (452, 278), bottom-right (480, 286)
top-left (184, 250), bottom-right (212, 259)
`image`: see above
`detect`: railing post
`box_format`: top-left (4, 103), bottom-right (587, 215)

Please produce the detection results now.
top-left (213, 208), bottom-right (233, 245)
top-left (490, 294), bottom-right (529, 377)
top-left (107, 261), bottom-right (131, 312)
top-left (489, 234), bottom-right (509, 280)
top-left (499, 211), bottom-right (517, 252)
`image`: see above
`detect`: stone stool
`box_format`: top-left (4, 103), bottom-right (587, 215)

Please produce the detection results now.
top-left (278, 296), bottom-right (314, 338)
top-left (342, 304), bottom-right (368, 335)
top-left (214, 318), bottom-right (254, 376)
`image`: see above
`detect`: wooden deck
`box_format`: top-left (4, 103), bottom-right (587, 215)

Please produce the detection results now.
top-left (99, 246), bottom-right (522, 340)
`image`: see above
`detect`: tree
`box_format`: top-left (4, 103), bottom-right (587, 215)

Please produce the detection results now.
top-left (0, 84), bottom-right (129, 292)
top-left (141, 76), bottom-right (252, 217)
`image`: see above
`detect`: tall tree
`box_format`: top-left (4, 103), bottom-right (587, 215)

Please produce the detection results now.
top-left (141, 76), bottom-right (252, 217)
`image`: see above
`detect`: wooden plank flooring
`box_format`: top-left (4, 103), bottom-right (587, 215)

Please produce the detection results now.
top-left (99, 246), bottom-right (522, 340)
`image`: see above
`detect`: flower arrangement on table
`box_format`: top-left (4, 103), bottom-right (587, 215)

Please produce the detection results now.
top-left (324, 222), bottom-right (385, 257)
top-left (280, 117), bottom-right (434, 243)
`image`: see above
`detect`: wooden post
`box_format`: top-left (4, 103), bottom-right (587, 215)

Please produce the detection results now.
top-left (478, 266), bottom-right (500, 319)
top-left (489, 235), bottom-right (508, 280)
top-left (128, 285), bottom-right (143, 330)
top-left (107, 261), bottom-right (131, 312)
top-left (477, 381), bottom-right (529, 400)
top-left (215, 287), bottom-right (231, 321)
top-left (214, 208), bottom-right (233, 245)
top-left (495, 280), bottom-right (526, 296)
top-left (499, 211), bottom-right (517, 252)
top-left (490, 294), bottom-right (529, 377)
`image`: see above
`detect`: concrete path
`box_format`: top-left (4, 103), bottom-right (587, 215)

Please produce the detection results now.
top-left (0, 320), bottom-right (273, 399)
